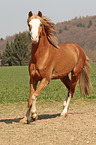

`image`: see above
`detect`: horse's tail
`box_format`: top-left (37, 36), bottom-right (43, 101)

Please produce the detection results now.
top-left (79, 57), bottom-right (92, 96)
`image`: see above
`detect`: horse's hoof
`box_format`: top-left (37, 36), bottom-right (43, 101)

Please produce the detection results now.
top-left (20, 116), bottom-right (27, 124)
top-left (32, 114), bottom-right (38, 121)
top-left (60, 113), bottom-right (68, 117)
top-left (60, 110), bottom-right (69, 117)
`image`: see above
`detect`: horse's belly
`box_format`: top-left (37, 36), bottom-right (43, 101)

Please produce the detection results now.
top-left (51, 60), bottom-right (75, 79)
top-left (51, 68), bottom-right (72, 79)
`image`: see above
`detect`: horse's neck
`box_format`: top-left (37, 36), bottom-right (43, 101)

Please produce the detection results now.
top-left (31, 35), bottom-right (49, 61)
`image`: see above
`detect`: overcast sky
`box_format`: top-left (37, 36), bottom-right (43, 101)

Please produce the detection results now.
top-left (0, 0), bottom-right (96, 39)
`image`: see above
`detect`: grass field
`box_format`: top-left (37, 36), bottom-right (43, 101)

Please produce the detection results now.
top-left (0, 63), bottom-right (96, 104)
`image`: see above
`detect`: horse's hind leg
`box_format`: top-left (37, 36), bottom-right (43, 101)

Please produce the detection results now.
top-left (61, 72), bottom-right (80, 117)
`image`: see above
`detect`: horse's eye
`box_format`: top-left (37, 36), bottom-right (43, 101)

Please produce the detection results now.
top-left (28, 24), bottom-right (30, 27)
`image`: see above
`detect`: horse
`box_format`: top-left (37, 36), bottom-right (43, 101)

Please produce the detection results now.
top-left (20, 11), bottom-right (92, 123)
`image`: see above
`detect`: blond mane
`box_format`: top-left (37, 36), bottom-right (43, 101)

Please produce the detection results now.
top-left (27, 15), bottom-right (59, 48)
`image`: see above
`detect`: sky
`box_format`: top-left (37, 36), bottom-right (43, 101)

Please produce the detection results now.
top-left (0, 0), bottom-right (96, 39)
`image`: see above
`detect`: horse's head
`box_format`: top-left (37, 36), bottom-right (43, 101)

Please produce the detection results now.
top-left (27, 11), bottom-right (59, 48)
top-left (27, 11), bottom-right (43, 44)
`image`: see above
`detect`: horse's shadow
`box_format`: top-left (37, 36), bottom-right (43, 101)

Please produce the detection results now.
top-left (0, 117), bottom-right (22, 124)
top-left (0, 113), bottom-right (60, 124)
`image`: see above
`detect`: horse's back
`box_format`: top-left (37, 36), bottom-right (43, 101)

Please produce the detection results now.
top-left (59, 42), bottom-right (84, 53)
top-left (55, 42), bottom-right (80, 63)
top-left (58, 42), bottom-right (86, 62)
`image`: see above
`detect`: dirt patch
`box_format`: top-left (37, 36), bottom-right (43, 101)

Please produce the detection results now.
top-left (0, 100), bottom-right (96, 145)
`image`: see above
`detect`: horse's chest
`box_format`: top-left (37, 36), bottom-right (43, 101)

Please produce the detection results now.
top-left (30, 50), bottom-right (50, 78)
top-left (36, 50), bottom-right (49, 70)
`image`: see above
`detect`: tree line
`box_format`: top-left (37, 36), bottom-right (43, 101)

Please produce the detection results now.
top-left (1, 32), bottom-right (32, 66)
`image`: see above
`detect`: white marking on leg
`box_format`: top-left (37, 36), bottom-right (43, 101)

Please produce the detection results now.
top-left (63, 91), bottom-right (69, 108)
top-left (61, 93), bottom-right (71, 116)
top-left (31, 95), bottom-right (38, 120)
top-left (64, 101), bottom-right (67, 107)
top-left (31, 95), bottom-right (36, 114)
top-left (26, 95), bottom-right (37, 122)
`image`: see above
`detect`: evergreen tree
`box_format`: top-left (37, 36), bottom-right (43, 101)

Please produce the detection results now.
top-left (13, 32), bottom-right (31, 65)
top-left (2, 41), bottom-right (13, 66)
top-left (88, 20), bottom-right (92, 28)
top-left (64, 26), bottom-right (68, 30)
top-left (2, 32), bottom-right (31, 66)
top-left (77, 23), bottom-right (85, 28)
top-left (59, 29), bottom-right (63, 34)
top-left (0, 38), bottom-right (3, 41)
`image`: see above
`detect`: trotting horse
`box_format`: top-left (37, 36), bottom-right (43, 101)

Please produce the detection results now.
top-left (20, 11), bottom-right (92, 123)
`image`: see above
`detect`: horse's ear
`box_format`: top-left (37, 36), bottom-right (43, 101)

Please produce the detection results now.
top-left (28, 11), bottom-right (33, 18)
top-left (38, 11), bottom-right (42, 17)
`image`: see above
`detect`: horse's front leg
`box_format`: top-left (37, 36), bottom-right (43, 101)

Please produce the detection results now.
top-left (31, 78), bottom-right (49, 121)
top-left (26, 78), bottom-right (38, 123)
top-left (20, 78), bottom-right (37, 123)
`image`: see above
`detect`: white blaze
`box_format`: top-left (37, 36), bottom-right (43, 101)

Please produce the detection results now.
top-left (29, 19), bottom-right (41, 43)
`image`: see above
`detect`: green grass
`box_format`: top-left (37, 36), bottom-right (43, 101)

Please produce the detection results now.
top-left (0, 66), bottom-right (29, 104)
top-left (0, 63), bottom-right (96, 104)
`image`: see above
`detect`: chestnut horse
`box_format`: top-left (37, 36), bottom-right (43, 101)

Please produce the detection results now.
top-left (20, 11), bottom-right (92, 123)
